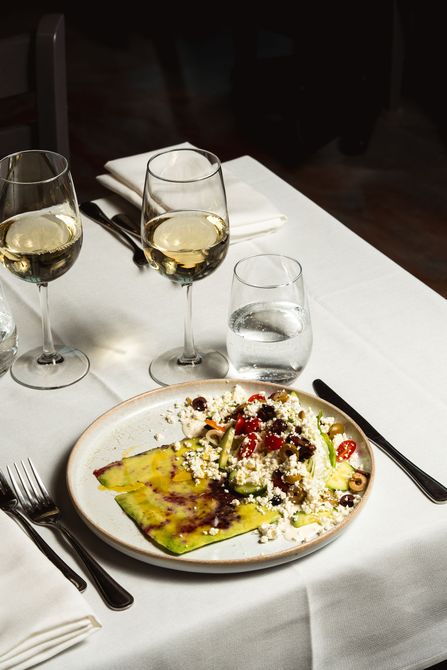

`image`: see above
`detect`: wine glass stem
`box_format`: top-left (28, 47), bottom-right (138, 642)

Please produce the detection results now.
top-left (37, 283), bottom-right (63, 365)
top-left (178, 283), bottom-right (202, 366)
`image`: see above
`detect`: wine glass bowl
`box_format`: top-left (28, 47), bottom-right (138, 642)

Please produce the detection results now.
top-left (141, 148), bottom-right (229, 385)
top-left (0, 150), bottom-right (89, 389)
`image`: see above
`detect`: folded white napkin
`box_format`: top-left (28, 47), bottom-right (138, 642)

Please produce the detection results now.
top-left (0, 513), bottom-right (101, 670)
top-left (96, 142), bottom-right (287, 242)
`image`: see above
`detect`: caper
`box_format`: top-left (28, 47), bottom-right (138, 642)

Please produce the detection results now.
top-left (328, 422), bottom-right (344, 439)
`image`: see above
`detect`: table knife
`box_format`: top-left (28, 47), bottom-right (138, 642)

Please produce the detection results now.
top-left (79, 202), bottom-right (147, 267)
top-left (111, 213), bottom-right (140, 240)
top-left (312, 379), bottom-right (447, 503)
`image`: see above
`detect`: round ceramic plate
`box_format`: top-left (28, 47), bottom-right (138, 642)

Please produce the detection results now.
top-left (67, 379), bottom-right (374, 573)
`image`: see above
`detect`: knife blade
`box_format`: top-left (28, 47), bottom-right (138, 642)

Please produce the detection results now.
top-left (312, 379), bottom-right (447, 503)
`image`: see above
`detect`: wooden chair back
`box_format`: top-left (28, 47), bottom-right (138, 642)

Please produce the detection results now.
top-left (0, 14), bottom-right (69, 159)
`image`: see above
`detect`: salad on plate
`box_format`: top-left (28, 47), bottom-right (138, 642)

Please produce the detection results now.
top-left (94, 385), bottom-right (371, 555)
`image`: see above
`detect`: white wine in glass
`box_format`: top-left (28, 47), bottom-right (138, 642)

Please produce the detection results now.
top-left (141, 148), bottom-right (229, 385)
top-left (0, 150), bottom-right (89, 389)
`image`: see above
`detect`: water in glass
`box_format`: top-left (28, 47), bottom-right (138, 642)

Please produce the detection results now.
top-left (226, 255), bottom-right (312, 384)
top-left (0, 283), bottom-right (17, 376)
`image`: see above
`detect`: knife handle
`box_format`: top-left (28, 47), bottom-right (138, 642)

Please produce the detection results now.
top-left (372, 435), bottom-right (447, 503)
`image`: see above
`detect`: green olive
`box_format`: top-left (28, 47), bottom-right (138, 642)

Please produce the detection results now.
top-left (328, 422), bottom-right (344, 439)
top-left (348, 472), bottom-right (368, 492)
top-left (280, 444), bottom-right (300, 459)
top-left (291, 487), bottom-right (306, 504)
top-left (285, 473), bottom-right (302, 484)
top-left (269, 390), bottom-right (289, 402)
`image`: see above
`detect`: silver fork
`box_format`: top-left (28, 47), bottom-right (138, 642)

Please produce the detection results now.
top-left (9, 460), bottom-right (134, 610)
top-left (0, 469), bottom-right (87, 591)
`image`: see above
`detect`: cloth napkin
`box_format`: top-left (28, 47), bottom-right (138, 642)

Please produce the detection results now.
top-left (0, 513), bottom-right (101, 670)
top-left (96, 142), bottom-right (287, 242)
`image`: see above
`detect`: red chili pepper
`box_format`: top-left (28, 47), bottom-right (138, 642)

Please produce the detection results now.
top-left (238, 433), bottom-right (257, 459)
top-left (234, 414), bottom-right (246, 435)
top-left (336, 440), bottom-right (357, 461)
top-left (243, 417), bottom-right (261, 433)
top-left (265, 433), bottom-right (284, 451)
top-left (247, 393), bottom-right (265, 403)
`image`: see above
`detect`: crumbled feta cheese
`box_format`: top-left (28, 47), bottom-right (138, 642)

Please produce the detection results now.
top-left (162, 385), bottom-right (368, 546)
top-left (258, 522), bottom-right (279, 543)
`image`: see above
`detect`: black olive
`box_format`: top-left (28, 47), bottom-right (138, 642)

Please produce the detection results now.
top-left (270, 495), bottom-right (282, 506)
top-left (192, 396), bottom-right (207, 412)
top-left (272, 469), bottom-right (289, 493)
top-left (298, 444), bottom-right (316, 461)
top-left (286, 434), bottom-right (309, 448)
top-left (257, 404), bottom-right (275, 422)
top-left (339, 494), bottom-right (355, 507)
top-left (270, 418), bottom-right (288, 434)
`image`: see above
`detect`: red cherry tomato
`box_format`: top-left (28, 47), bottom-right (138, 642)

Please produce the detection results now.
top-left (336, 440), bottom-right (357, 461)
top-left (243, 417), bottom-right (261, 433)
top-left (234, 415), bottom-right (246, 435)
top-left (265, 433), bottom-right (284, 451)
top-left (248, 393), bottom-right (265, 403)
top-left (238, 433), bottom-right (257, 459)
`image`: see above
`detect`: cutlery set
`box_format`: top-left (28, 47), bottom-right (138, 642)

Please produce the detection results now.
top-left (79, 201), bottom-right (147, 267)
top-left (0, 460), bottom-right (133, 610)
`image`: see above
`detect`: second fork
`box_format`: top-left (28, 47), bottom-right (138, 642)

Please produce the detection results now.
top-left (9, 460), bottom-right (134, 611)
top-left (0, 469), bottom-right (87, 591)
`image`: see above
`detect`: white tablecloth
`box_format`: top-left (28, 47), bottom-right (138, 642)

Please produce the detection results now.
top-left (1, 156), bottom-right (446, 670)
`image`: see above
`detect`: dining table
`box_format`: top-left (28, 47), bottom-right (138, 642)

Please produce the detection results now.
top-left (1, 154), bottom-right (446, 670)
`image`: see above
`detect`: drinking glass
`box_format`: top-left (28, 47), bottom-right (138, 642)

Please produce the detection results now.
top-left (141, 148), bottom-right (229, 386)
top-left (0, 150), bottom-right (89, 389)
top-left (226, 254), bottom-right (312, 384)
top-left (0, 277), bottom-right (18, 377)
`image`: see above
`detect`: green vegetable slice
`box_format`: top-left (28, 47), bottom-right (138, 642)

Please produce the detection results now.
top-left (95, 440), bottom-right (279, 555)
top-left (292, 510), bottom-right (335, 528)
top-left (317, 411), bottom-right (337, 468)
top-left (228, 470), bottom-right (267, 496)
top-left (325, 461), bottom-right (355, 490)
top-left (218, 425), bottom-right (236, 469)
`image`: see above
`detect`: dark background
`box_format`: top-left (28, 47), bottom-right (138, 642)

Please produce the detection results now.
top-left (2, 1), bottom-right (447, 297)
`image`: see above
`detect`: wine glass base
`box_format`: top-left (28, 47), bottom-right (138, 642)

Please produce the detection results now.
top-left (10, 345), bottom-right (90, 390)
top-left (149, 347), bottom-right (229, 387)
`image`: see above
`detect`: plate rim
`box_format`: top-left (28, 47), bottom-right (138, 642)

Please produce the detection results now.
top-left (67, 379), bottom-right (375, 572)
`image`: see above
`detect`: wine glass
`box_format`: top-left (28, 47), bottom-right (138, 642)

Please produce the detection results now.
top-left (0, 150), bottom-right (89, 389)
top-left (141, 147), bottom-right (229, 385)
